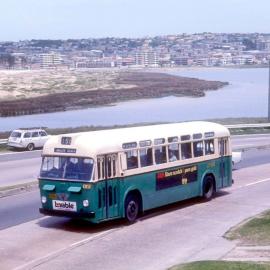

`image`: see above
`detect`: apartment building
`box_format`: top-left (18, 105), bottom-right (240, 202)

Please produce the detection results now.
top-left (135, 50), bottom-right (158, 67)
top-left (39, 52), bottom-right (62, 69)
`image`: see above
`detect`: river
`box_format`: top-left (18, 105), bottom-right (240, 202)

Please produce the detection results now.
top-left (0, 68), bottom-right (268, 132)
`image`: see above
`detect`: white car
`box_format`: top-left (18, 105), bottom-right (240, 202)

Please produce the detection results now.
top-left (232, 151), bottom-right (242, 167)
top-left (7, 128), bottom-right (50, 151)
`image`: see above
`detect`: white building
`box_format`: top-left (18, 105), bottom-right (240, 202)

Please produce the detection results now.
top-left (135, 50), bottom-right (158, 67)
top-left (40, 52), bottom-right (62, 69)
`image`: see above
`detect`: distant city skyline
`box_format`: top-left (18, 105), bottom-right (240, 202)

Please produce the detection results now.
top-left (1, 0), bottom-right (270, 41)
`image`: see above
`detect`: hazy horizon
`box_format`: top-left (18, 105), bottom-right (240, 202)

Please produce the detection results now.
top-left (1, 0), bottom-right (270, 41)
top-left (2, 32), bottom-right (270, 42)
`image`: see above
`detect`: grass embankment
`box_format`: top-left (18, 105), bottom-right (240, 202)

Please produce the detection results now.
top-left (225, 210), bottom-right (270, 246)
top-left (170, 261), bottom-right (270, 270)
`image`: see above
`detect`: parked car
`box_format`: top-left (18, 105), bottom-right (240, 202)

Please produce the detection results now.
top-left (7, 128), bottom-right (50, 151)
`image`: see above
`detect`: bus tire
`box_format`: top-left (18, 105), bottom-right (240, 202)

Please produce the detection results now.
top-left (125, 194), bottom-right (139, 223)
top-left (202, 175), bottom-right (215, 200)
top-left (27, 143), bottom-right (35, 151)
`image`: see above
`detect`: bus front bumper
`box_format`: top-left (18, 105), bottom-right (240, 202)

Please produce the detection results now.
top-left (39, 208), bottom-right (95, 218)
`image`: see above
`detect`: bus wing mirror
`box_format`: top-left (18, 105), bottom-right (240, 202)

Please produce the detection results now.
top-left (120, 153), bottom-right (127, 171)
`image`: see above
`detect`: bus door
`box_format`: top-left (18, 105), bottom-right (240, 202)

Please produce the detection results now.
top-left (218, 138), bottom-right (229, 187)
top-left (97, 154), bottom-right (119, 220)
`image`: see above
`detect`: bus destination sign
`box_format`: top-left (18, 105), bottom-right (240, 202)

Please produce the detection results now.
top-left (54, 148), bottom-right (77, 154)
top-left (156, 165), bottom-right (197, 190)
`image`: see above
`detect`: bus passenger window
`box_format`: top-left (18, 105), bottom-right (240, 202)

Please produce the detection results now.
top-left (219, 138), bottom-right (228, 156)
top-left (193, 141), bottom-right (204, 157)
top-left (181, 143), bottom-right (192, 159)
top-left (154, 146), bottom-right (167, 164)
top-left (107, 157), bottom-right (112, 178)
top-left (140, 148), bottom-right (153, 167)
top-left (112, 158), bottom-right (116, 176)
top-left (125, 150), bottom-right (138, 169)
top-left (205, 139), bottom-right (214, 155)
top-left (97, 157), bottom-right (105, 179)
top-left (168, 144), bottom-right (179, 162)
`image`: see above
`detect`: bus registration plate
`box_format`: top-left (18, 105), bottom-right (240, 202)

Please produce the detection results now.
top-left (52, 200), bottom-right (77, 212)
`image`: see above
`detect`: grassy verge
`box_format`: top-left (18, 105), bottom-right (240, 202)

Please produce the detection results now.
top-left (225, 210), bottom-right (270, 246)
top-left (0, 144), bottom-right (8, 152)
top-left (169, 261), bottom-right (270, 270)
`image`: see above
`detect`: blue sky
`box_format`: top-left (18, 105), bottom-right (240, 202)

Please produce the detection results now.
top-left (0, 0), bottom-right (269, 41)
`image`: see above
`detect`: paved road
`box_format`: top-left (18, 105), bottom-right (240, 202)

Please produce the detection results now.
top-left (0, 135), bottom-right (270, 269)
top-left (1, 160), bottom-right (270, 270)
top-left (0, 191), bottom-right (42, 230)
top-left (0, 157), bottom-right (41, 187)
top-left (231, 133), bottom-right (270, 150)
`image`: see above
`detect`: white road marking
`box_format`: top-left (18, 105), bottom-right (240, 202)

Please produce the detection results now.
top-left (232, 177), bottom-right (270, 190)
top-left (245, 178), bottom-right (270, 187)
top-left (13, 228), bottom-right (118, 270)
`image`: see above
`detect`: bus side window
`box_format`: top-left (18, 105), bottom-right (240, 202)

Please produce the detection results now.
top-left (97, 157), bottom-right (105, 179)
top-left (107, 156), bottom-right (112, 178)
top-left (219, 138), bottom-right (229, 156)
top-left (112, 157), bottom-right (117, 177)
top-left (224, 138), bottom-right (228, 155)
top-left (168, 143), bottom-right (179, 162)
top-left (154, 146), bottom-right (167, 164)
top-left (140, 148), bottom-right (153, 167)
top-left (125, 150), bottom-right (138, 169)
top-left (181, 143), bottom-right (192, 159)
top-left (205, 139), bottom-right (215, 155)
top-left (193, 141), bottom-right (204, 157)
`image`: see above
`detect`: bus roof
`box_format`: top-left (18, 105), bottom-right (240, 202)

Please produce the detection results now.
top-left (42, 121), bottom-right (230, 157)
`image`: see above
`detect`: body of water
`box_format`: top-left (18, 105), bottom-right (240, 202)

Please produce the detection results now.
top-left (0, 68), bottom-right (268, 132)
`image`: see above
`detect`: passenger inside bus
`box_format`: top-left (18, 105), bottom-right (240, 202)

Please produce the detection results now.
top-left (65, 158), bottom-right (79, 179)
top-left (169, 151), bottom-right (177, 162)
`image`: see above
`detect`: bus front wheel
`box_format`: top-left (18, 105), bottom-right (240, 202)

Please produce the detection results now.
top-left (125, 194), bottom-right (139, 223)
top-left (202, 175), bottom-right (215, 200)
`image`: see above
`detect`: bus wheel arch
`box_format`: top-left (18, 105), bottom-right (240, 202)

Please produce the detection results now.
top-left (124, 189), bottom-right (143, 223)
top-left (202, 173), bottom-right (216, 200)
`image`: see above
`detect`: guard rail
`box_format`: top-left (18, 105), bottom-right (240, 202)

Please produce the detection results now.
top-left (0, 139), bottom-right (8, 145)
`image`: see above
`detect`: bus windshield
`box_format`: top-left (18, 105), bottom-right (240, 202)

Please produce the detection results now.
top-left (40, 156), bottom-right (94, 181)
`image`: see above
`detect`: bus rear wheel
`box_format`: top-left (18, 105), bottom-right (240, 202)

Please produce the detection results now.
top-left (125, 194), bottom-right (139, 223)
top-left (202, 175), bottom-right (215, 200)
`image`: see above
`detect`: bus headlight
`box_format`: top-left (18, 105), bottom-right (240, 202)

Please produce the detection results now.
top-left (41, 196), bottom-right (47, 204)
top-left (83, 200), bottom-right (89, 207)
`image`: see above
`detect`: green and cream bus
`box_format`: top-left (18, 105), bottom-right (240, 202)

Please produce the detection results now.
top-left (39, 121), bottom-right (232, 223)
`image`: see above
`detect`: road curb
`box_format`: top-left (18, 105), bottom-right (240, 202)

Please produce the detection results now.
top-left (0, 181), bottom-right (38, 198)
